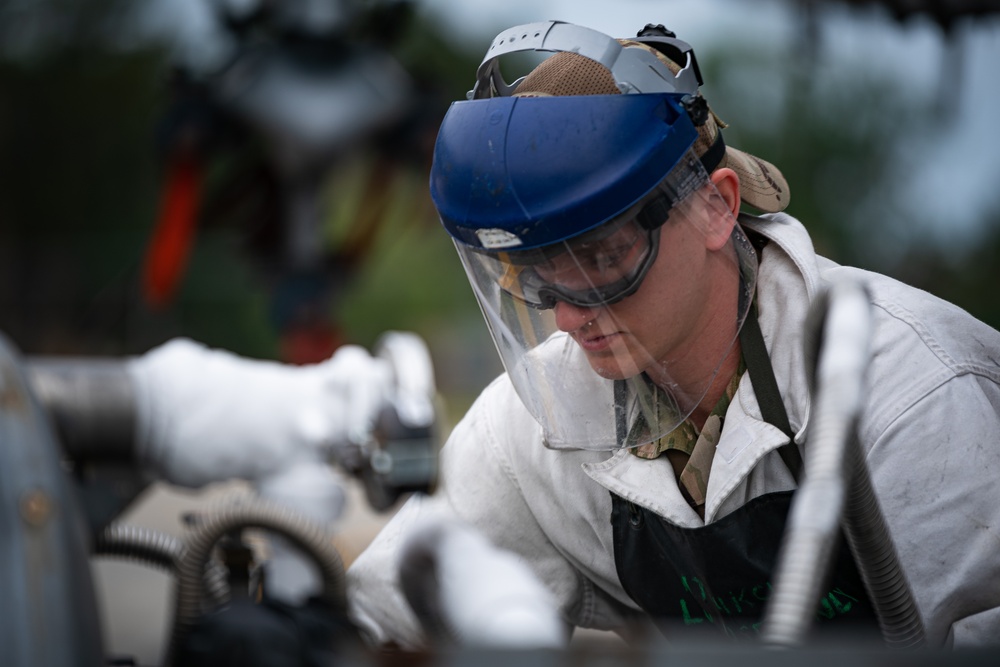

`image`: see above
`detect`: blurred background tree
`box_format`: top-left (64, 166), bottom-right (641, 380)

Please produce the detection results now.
top-left (0, 0), bottom-right (168, 353)
top-left (698, 0), bottom-right (1000, 330)
top-left (0, 0), bottom-right (489, 381)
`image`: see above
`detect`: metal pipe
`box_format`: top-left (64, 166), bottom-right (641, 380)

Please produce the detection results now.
top-left (25, 358), bottom-right (136, 463)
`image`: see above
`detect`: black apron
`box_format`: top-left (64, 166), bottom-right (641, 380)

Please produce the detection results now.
top-left (610, 306), bottom-right (879, 640)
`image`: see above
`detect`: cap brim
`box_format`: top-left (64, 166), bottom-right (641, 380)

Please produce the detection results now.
top-left (722, 146), bottom-right (790, 213)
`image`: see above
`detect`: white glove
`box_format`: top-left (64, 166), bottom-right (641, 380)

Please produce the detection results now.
top-left (398, 518), bottom-right (567, 649)
top-left (128, 338), bottom-right (392, 488)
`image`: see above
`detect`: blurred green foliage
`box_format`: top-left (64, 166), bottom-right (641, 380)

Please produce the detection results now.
top-left (893, 201), bottom-right (1000, 329)
top-left (700, 38), bottom-right (1000, 330)
top-left (0, 44), bottom-right (167, 353)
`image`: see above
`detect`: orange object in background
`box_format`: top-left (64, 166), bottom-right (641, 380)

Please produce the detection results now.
top-left (142, 153), bottom-right (202, 309)
top-left (278, 318), bottom-right (344, 366)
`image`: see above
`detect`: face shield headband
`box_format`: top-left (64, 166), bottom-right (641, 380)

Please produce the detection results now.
top-left (454, 151), bottom-right (759, 451)
top-left (469, 20), bottom-right (701, 99)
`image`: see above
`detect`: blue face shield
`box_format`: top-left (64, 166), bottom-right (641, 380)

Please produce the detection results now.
top-left (432, 92), bottom-right (699, 252)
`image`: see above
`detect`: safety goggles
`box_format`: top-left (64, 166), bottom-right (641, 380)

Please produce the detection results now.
top-left (467, 188), bottom-right (675, 310)
top-left (502, 207), bottom-right (667, 310)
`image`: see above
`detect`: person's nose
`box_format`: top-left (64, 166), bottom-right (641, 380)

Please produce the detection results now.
top-left (553, 300), bottom-right (599, 333)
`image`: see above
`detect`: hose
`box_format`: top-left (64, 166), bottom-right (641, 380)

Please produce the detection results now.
top-left (760, 280), bottom-right (925, 647)
top-left (165, 499), bottom-right (346, 666)
top-left (93, 524), bottom-right (229, 607)
top-left (841, 441), bottom-right (925, 647)
top-left (94, 523), bottom-right (181, 572)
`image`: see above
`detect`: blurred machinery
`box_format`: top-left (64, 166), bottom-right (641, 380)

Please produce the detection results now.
top-left (142, 0), bottom-right (444, 363)
top-left (2, 327), bottom-right (441, 666)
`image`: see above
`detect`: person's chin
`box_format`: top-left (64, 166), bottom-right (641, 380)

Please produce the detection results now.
top-left (584, 348), bottom-right (644, 381)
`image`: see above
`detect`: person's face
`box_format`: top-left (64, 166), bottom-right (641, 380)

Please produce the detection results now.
top-left (549, 190), bottom-right (741, 385)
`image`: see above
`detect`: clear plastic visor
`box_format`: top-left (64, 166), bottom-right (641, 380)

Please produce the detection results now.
top-left (476, 195), bottom-right (668, 310)
top-left (454, 150), bottom-right (758, 450)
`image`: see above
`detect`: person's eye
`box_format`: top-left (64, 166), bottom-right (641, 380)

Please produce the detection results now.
top-left (584, 244), bottom-right (632, 273)
top-left (592, 251), bottom-right (620, 272)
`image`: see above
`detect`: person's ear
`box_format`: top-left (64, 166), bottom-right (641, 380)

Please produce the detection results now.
top-left (702, 167), bottom-right (741, 251)
top-left (711, 167), bottom-right (741, 217)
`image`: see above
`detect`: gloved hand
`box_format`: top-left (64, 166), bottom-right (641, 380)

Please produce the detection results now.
top-left (397, 517), bottom-right (567, 649)
top-left (127, 338), bottom-right (393, 488)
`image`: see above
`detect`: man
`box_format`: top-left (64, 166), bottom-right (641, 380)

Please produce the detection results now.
top-left (346, 21), bottom-right (1000, 647)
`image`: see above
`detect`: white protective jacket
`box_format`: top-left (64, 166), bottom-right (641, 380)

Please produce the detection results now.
top-left (347, 212), bottom-right (1000, 647)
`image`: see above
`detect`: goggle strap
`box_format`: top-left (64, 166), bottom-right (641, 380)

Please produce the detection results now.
top-left (637, 195), bottom-right (672, 231)
top-left (700, 126), bottom-right (727, 173)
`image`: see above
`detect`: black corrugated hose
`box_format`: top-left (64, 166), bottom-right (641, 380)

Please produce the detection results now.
top-left (164, 499), bottom-right (347, 666)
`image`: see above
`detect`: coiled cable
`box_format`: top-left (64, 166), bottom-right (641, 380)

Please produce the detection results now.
top-left (164, 499), bottom-right (346, 666)
top-left (93, 523), bottom-right (229, 607)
